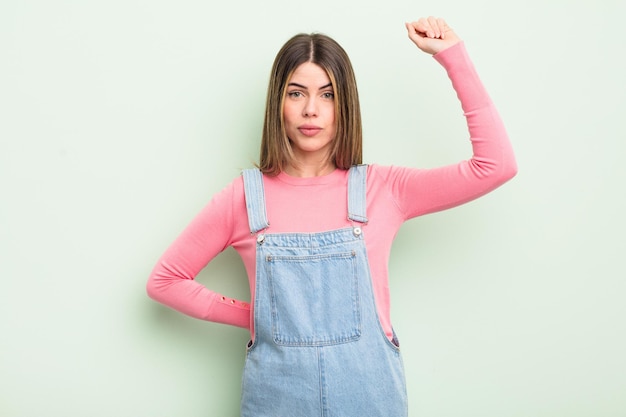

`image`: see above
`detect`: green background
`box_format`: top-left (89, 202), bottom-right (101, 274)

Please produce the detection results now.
top-left (2, 0), bottom-right (625, 416)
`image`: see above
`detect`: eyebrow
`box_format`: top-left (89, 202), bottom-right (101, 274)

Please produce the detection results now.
top-left (287, 82), bottom-right (333, 90)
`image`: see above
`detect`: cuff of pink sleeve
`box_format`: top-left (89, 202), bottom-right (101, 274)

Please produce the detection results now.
top-left (432, 41), bottom-right (491, 111)
top-left (433, 41), bottom-right (469, 67)
top-left (209, 294), bottom-right (251, 329)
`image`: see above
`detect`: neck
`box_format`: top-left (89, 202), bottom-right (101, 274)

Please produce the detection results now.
top-left (284, 159), bottom-right (336, 178)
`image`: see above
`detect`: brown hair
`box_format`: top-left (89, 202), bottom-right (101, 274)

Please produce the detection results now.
top-left (259, 33), bottom-right (362, 176)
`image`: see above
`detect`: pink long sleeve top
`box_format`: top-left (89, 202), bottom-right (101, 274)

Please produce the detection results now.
top-left (146, 42), bottom-right (518, 341)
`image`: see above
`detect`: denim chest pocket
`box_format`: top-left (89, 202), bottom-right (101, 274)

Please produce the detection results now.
top-left (265, 250), bottom-right (361, 346)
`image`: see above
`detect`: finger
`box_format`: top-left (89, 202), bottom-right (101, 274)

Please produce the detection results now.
top-left (405, 22), bottom-right (417, 42)
top-left (422, 17), bottom-right (436, 38)
top-left (410, 17), bottom-right (434, 38)
top-left (404, 22), bottom-right (427, 49)
top-left (427, 16), bottom-right (440, 38)
top-left (405, 20), bottom-right (425, 40)
top-left (436, 17), bottom-right (448, 39)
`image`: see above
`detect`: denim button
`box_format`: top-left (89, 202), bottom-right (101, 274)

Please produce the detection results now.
top-left (353, 227), bottom-right (362, 236)
top-left (257, 234), bottom-right (265, 244)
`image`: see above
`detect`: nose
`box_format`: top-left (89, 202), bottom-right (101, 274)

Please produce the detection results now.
top-left (303, 97), bottom-right (318, 117)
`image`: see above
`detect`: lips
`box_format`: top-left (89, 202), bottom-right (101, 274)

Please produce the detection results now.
top-left (298, 125), bottom-right (322, 137)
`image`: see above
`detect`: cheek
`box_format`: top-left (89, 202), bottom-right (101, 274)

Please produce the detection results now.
top-left (282, 107), bottom-right (298, 139)
top-left (323, 103), bottom-right (336, 123)
top-left (282, 104), bottom-right (297, 125)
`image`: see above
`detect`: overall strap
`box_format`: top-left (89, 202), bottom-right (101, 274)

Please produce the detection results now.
top-left (242, 168), bottom-right (270, 234)
top-left (347, 164), bottom-right (368, 224)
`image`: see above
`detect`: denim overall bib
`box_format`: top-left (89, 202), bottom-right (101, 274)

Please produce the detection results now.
top-left (241, 166), bottom-right (407, 417)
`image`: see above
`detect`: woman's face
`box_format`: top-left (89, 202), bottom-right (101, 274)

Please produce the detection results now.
top-left (283, 62), bottom-right (337, 165)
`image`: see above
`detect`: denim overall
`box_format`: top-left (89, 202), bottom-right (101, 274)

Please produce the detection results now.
top-left (240, 166), bottom-right (407, 417)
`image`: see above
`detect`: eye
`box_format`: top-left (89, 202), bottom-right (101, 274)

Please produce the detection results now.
top-left (287, 91), bottom-right (303, 98)
top-left (322, 92), bottom-right (334, 99)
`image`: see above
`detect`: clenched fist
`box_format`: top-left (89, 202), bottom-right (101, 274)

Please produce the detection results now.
top-left (405, 17), bottom-right (461, 55)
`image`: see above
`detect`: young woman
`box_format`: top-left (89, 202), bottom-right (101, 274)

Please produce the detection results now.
top-left (147, 16), bottom-right (517, 416)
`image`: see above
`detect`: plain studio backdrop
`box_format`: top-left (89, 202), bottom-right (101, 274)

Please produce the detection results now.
top-left (1, 0), bottom-right (624, 416)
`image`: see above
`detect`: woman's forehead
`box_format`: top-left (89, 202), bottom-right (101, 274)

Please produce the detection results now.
top-left (288, 62), bottom-right (332, 88)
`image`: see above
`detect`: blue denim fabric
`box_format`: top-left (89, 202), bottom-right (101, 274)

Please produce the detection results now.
top-left (347, 164), bottom-right (368, 224)
top-left (242, 168), bottom-right (270, 233)
top-left (241, 166), bottom-right (407, 417)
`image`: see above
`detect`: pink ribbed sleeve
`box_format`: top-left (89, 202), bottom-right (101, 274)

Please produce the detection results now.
top-left (377, 41), bottom-right (517, 219)
top-left (146, 184), bottom-right (251, 329)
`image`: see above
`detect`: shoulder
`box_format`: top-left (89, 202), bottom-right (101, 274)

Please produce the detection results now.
top-left (201, 172), bottom-right (247, 214)
top-left (366, 164), bottom-right (419, 183)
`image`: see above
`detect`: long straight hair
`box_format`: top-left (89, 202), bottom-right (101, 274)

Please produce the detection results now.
top-left (259, 33), bottom-right (362, 176)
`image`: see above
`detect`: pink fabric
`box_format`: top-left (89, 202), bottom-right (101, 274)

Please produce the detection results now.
top-left (146, 41), bottom-right (517, 339)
